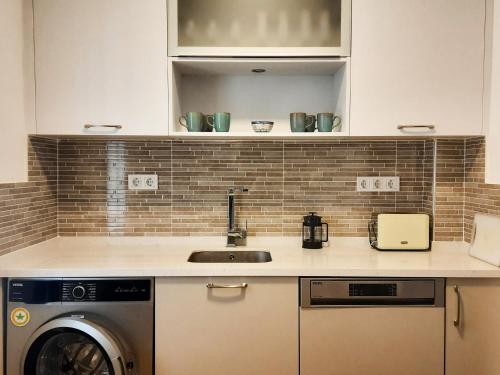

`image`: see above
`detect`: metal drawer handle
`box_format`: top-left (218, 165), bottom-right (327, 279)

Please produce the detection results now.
top-left (206, 283), bottom-right (248, 289)
top-left (84, 124), bottom-right (123, 130)
top-left (453, 285), bottom-right (461, 327)
top-left (397, 124), bottom-right (435, 130)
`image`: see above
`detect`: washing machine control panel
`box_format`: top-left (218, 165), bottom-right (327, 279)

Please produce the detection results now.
top-left (62, 282), bottom-right (97, 301)
top-left (62, 279), bottom-right (151, 302)
top-left (9, 279), bottom-right (151, 303)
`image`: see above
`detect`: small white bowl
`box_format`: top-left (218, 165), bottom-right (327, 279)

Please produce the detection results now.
top-left (251, 121), bottom-right (274, 133)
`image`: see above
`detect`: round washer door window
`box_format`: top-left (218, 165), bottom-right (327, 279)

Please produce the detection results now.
top-left (23, 318), bottom-right (126, 375)
top-left (26, 329), bottom-right (114, 375)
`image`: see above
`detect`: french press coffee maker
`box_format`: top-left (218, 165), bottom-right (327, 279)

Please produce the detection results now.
top-left (302, 212), bottom-right (329, 249)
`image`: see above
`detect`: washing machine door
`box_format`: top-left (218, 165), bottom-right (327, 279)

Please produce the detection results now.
top-left (22, 317), bottom-right (126, 375)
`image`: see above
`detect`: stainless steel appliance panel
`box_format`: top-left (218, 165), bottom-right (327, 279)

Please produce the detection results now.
top-left (300, 278), bottom-right (445, 375)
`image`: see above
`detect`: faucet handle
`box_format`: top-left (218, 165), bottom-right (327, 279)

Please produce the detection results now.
top-left (228, 186), bottom-right (249, 194)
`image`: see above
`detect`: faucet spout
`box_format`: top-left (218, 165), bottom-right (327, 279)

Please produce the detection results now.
top-left (227, 187), bottom-right (249, 247)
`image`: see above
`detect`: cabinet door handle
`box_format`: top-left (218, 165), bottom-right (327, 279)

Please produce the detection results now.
top-left (84, 124), bottom-right (123, 130)
top-left (397, 124), bottom-right (435, 131)
top-left (206, 283), bottom-right (248, 289)
top-left (453, 285), bottom-right (461, 327)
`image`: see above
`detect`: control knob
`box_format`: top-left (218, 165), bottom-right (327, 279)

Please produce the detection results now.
top-left (72, 285), bottom-right (86, 299)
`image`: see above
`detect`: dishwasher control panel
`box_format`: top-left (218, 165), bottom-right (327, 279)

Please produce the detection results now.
top-left (348, 283), bottom-right (397, 297)
top-left (301, 278), bottom-right (445, 307)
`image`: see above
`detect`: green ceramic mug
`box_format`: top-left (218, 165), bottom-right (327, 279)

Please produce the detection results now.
top-left (202, 114), bottom-right (214, 132)
top-left (290, 112), bottom-right (315, 132)
top-left (207, 112), bottom-right (231, 132)
top-left (179, 112), bottom-right (204, 132)
top-left (305, 116), bottom-right (316, 132)
top-left (316, 113), bottom-right (342, 132)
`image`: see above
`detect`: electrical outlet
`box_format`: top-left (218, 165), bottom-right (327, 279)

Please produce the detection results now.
top-left (356, 177), bottom-right (372, 192)
top-left (384, 177), bottom-right (400, 191)
top-left (356, 176), bottom-right (400, 192)
top-left (373, 178), bottom-right (383, 190)
top-left (128, 174), bottom-right (158, 190)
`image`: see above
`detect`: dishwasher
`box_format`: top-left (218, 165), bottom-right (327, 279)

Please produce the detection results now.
top-left (300, 278), bottom-right (445, 375)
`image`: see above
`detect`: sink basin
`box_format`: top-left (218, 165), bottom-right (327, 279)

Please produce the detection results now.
top-left (188, 250), bottom-right (272, 263)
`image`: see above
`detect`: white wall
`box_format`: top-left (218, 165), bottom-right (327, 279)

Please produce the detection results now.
top-left (485, 0), bottom-right (500, 183)
top-left (0, 0), bottom-right (35, 183)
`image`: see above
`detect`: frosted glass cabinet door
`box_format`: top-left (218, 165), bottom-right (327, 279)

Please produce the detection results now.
top-left (168, 0), bottom-right (351, 56)
top-left (34, 0), bottom-right (169, 136)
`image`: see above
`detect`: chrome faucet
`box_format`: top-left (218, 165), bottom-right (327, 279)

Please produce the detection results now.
top-left (227, 187), bottom-right (248, 247)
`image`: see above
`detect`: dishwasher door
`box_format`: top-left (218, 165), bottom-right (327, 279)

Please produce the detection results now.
top-left (300, 278), bottom-right (445, 375)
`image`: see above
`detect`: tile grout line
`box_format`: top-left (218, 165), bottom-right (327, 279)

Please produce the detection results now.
top-left (463, 138), bottom-right (467, 242)
top-left (170, 139), bottom-right (173, 236)
top-left (432, 139), bottom-right (438, 240)
top-left (395, 140), bottom-right (398, 212)
top-left (282, 140), bottom-right (285, 237)
top-left (56, 139), bottom-right (59, 237)
top-left (422, 140), bottom-right (425, 213)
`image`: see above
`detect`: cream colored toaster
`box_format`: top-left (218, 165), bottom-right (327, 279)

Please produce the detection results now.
top-left (369, 214), bottom-right (431, 251)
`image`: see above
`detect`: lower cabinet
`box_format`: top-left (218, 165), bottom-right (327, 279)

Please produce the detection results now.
top-left (155, 277), bottom-right (299, 375)
top-left (0, 283), bottom-right (3, 373)
top-left (301, 307), bottom-right (444, 375)
top-left (446, 279), bottom-right (500, 375)
top-left (156, 277), bottom-right (500, 375)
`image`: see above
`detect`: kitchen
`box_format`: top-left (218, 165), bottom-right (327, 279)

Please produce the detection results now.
top-left (1, 0), bottom-right (500, 374)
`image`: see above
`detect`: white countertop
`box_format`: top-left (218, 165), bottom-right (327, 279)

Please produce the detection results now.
top-left (0, 236), bottom-right (499, 278)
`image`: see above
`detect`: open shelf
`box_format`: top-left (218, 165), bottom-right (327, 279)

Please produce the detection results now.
top-left (168, 57), bottom-right (350, 138)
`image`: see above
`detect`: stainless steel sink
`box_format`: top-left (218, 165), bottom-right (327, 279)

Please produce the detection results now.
top-left (188, 250), bottom-right (272, 263)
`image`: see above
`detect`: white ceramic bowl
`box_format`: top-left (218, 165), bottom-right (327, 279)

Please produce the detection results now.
top-left (251, 121), bottom-right (274, 133)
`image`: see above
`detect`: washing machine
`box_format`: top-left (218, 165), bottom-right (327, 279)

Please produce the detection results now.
top-left (5, 278), bottom-right (154, 375)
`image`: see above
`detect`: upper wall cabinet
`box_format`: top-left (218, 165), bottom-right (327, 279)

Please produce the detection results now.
top-left (167, 0), bottom-right (351, 57)
top-left (350, 0), bottom-right (485, 136)
top-left (34, 0), bottom-right (169, 136)
top-left (485, 0), bottom-right (500, 183)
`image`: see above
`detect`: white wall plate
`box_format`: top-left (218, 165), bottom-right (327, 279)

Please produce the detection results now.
top-left (356, 176), bottom-right (399, 192)
top-left (128, 174), bottom-right (158, 190)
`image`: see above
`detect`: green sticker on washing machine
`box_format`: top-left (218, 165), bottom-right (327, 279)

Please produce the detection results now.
top-left (11, 307), bottom-right (30, 327)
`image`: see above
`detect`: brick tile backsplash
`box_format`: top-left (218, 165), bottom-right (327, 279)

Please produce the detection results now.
top-left (433, 140), bottom-right (466, 241)
top-left (58, 140), bottom-right (172, 236)
top-left (282, 140), bottom-right (429, 237)
top-left (58, 139), bottom-right (433, 237)
top-left (0, 137), bottom-right (57, 254)
top-left (171, 140), bottom-right (283, 236)
top-left (464, 138), bottom-right (500, 242)
top-left (2, 136), bottom-right (497, 246)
